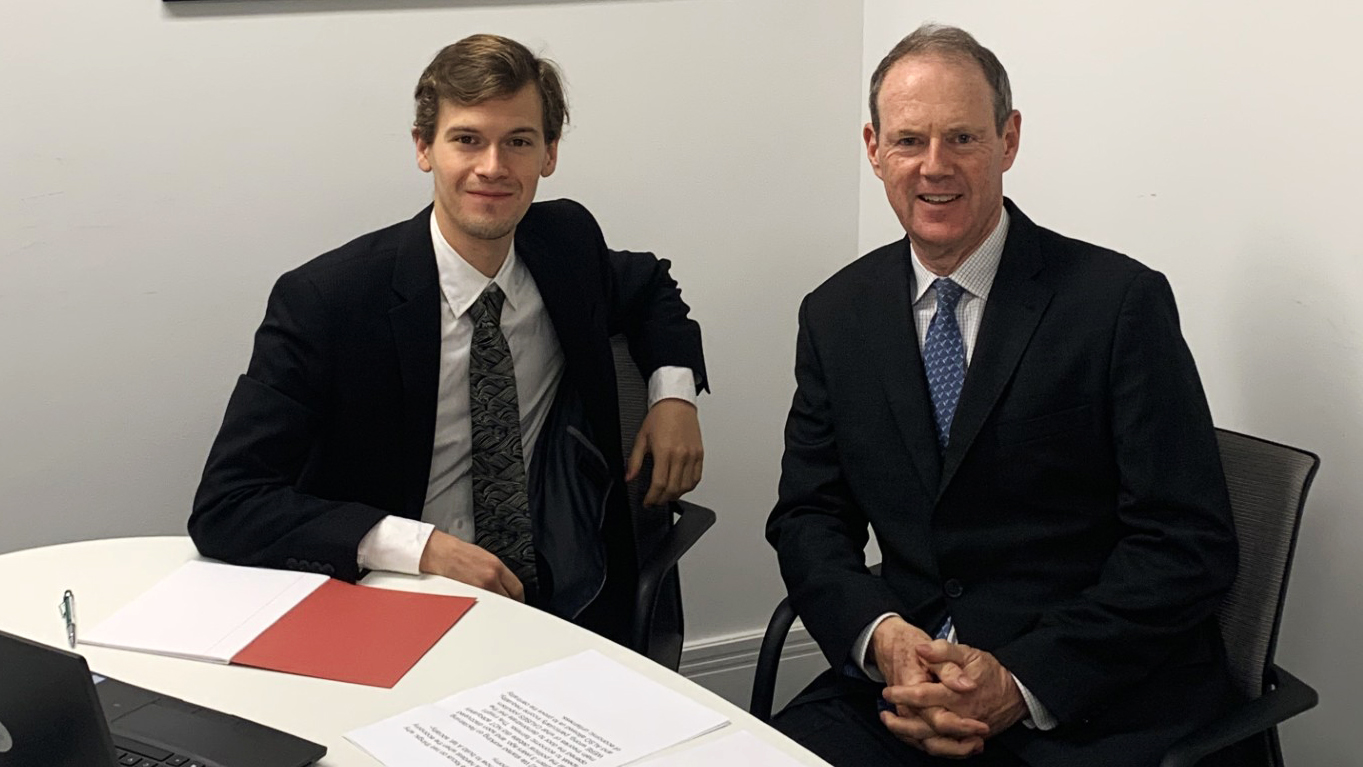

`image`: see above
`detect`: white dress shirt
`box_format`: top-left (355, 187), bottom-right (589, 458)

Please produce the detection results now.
top-left (355, 212), bottom-right (697, 574)
top-left (847, 210), bottom-right (1058, 730)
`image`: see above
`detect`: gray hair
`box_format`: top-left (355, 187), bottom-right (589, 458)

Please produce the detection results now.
top-left (868, 24), bottom-right (1013, 135)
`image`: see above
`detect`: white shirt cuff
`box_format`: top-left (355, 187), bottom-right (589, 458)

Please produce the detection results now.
top-left (852, 612), bottom-right (901, 681)
top-left (1012, 675), bottom-right (1058, 730)
top-left (647, 366), bottom-right (698, 409)
top-left (356, 516), bottom-right (435, 575)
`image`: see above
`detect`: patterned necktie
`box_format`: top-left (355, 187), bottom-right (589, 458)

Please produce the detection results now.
top-left (468, 283), bottom-right (537, 593)
top-left (922, 278), bottom-right (967, 452)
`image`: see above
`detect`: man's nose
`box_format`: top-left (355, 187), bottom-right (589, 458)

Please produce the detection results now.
top-left (476, 146), bottom-right (509, 178)
top-left (921, 139), bottom-right (951, 178)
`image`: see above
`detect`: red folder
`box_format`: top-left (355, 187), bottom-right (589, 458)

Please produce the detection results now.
top-left (231, 580), bottom-right (475, 688)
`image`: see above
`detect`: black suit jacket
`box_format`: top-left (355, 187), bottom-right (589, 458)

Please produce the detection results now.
top-left (767, 200), bottom-right (1238, 766)
top-left (190, 199), bottom-right (706, 644)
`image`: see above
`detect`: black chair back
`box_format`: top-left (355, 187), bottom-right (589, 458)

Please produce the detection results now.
top-left (1212, 428), bottom-right (1319, 700)
top-left (611, 336), bottom-right (686, 669)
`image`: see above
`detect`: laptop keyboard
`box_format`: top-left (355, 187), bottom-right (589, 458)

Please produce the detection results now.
top-left (113, 733), bottom-right (204, 767)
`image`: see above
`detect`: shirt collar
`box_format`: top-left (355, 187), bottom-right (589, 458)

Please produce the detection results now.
top-left (909, 207), bottom-right (1010, 304)
top-left (429, 210), bottom-right (530, 319)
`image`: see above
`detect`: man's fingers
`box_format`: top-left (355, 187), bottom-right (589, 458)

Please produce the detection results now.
top-left (662, 449), bottom-right (691, 502)
top-left (644, 450), bottom-right (670, 506)
top-left (921, 735), bottom-right (984, 759)
top-left (626, 430), bottom-right (649, 483)
top-left (881, 710), bottom-right (984, 757)
top-left (916, 639), bottom-right (974, 673)
top-left (933, 660), bottom-right (977, 692)
top-left (894, 662), bottom-right (931, 688)
top-left (688, 453), bottom-right (704, 492)
top-left (499, 565), bottom-right (525, 603)
top-left (884, 681), bottom-right (958, 710)
top-left (920, 705), bottom-right (989, 738)
top-left (879, 709), bottom-right (935, 744)
top-left (915, 638), bottom-right (963, 662)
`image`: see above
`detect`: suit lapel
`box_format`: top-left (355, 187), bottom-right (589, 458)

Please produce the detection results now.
top-left (389, 206), bottom-right (443, 518)
top-left (867, 240), bottom-right (943, 497)
top-left (938, 205), bottom-right (1053, 497)
top-left (514, 222), bottom-right (582, 362)
top-left (514, 218), bottom-right (614, 433)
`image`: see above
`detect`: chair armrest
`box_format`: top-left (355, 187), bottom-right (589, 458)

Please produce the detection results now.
top-left (749, 562), bottom-right (879, 722)
top-left (750, 597), bottom-right (798, 722)
top-left (1160, 665), bottom-right (1318, 767)
top-left (631, 500), bottom-right (716, 656)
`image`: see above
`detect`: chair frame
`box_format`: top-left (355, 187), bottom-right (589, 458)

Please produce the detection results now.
top-left (610, 337), bottom-right (715, 669)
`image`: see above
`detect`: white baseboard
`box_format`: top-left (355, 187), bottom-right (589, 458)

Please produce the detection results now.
top-left (677, 621), bottom-right (829, 712)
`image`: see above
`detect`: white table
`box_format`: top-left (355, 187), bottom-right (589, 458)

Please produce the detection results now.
top-left (0, 536), bottom-right (827, 766)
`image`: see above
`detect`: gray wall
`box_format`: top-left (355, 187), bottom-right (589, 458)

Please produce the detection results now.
top-left (861, 3), bottom-right (1361, 764)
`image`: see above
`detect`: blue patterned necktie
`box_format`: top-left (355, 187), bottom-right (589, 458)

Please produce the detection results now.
top-left (922, 278), bottom-right (968, 452)
top-left (468, 284), bottom-right (537, 594)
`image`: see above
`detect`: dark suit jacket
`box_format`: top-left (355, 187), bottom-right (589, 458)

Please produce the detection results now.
top-left (767, 200), bottom-right (1238, 766)
top-left (190, 199), bottom-right (706, 645)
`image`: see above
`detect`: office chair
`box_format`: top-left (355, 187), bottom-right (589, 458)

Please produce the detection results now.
top-left (750, 428), bottom-right (1319, 767)
top-left (611, 336), bottom-right (716, 671)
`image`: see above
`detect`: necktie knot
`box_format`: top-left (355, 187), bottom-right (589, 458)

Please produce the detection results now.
top-left (469, 283), bottom-right (506, 326)
top-left (932, 278), bottom-right (966, 313)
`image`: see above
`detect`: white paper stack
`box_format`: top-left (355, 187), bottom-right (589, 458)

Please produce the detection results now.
top-left (636, 731), bottom-right (814, 766)
top-left (80, 560), bottom-right (327, 663)
top-left (346, 650), bottom-right (730, 767)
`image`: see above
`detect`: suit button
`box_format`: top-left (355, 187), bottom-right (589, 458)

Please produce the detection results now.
top-left (321, 564), bottom-right (335, 576)
top-left (285, 558), bottom-right (298, 569)
top-left (944, 579), bottom-right (964, 598)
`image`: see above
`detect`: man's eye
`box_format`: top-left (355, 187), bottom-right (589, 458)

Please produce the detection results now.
top-left (952, 134), bottom-right (976, 144)
top-left (898, 137), bottom-right (920, 146)
top-left (509, 138), bottom-right (532, 147)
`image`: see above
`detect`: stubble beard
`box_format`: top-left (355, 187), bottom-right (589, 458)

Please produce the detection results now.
top-left (457, 211), bottom-right (519, 242)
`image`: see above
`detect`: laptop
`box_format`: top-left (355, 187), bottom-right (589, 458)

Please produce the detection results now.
top-left (0, 629), bottom-right (325, 767)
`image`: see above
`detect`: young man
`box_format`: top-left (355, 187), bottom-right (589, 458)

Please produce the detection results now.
top-left (190, 35), bottom-right (707, 647)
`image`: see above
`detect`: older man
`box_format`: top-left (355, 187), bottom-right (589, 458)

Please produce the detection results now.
top-left (767, 24), bottom-right (1238, 766)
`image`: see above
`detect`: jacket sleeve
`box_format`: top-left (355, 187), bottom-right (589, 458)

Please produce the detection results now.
top-left (188, 270), bottom-right (388, 583)
top-left (564, 206), bottom-right (704, 393)
top-left (766, 296), bottom-right (909, 668)
top-left (990, 269), bottom-right (1238, 723)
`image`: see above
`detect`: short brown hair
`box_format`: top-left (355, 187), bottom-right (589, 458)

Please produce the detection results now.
top-left (868, 24), bottom-right (1012, 135)
top-left (413, 34), bottom-right (568, 145)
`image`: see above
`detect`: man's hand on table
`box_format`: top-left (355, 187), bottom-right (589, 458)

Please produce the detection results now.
top-left (419, 530), bottom-right (524, 602)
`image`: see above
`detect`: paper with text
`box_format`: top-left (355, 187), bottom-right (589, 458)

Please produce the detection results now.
top-left (635, 731), bottom-right (814, 766)
top-left (346, 650), bottom-right (729, 767)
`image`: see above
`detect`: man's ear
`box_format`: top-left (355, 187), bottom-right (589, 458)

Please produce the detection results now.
top-left (999, 110), bottom-right (1022, 173)
top-left (414, 128), bottom-right (433, 173)
top-left (541, 139), bottom-right (559, 178)
top-left (863, 123), bottom-right (884, 180)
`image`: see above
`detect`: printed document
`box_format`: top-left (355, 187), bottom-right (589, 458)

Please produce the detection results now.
top-left (636, 731), bottom-right (813, 766)
top-left (346, 650), bottom-right (729, 767)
